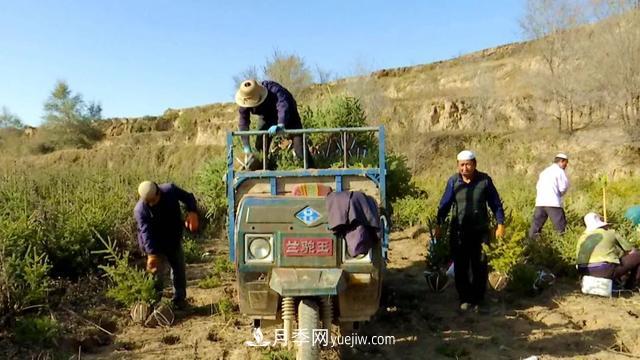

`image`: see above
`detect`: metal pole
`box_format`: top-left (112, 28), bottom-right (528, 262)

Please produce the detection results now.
top-left (342, 131), bottom-right (347, 168)
top-left (262, 134), bottom-right (267, 170)
top-left (302, 133), bottom-right (307, 169)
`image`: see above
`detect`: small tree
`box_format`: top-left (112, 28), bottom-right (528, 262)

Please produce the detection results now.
top-left (41, 80), bottom-right (103, 149)
top-left (263, 50), bottom-right (313, 97)
top-left (0, 107), bottom-right (24, 128)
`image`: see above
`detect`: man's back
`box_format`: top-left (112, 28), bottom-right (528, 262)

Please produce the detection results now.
top-left (535, 163), bottom-right (568, 207)
top-left (134, 183), bottom-right (197, 253)
top-left (576, 228), bottom-right (631, 265)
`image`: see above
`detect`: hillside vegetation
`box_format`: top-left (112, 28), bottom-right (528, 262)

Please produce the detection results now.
top-left (1, 2), bottom-right (640, 358)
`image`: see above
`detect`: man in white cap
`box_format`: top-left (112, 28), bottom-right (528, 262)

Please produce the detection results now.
top-left (235, 79), bottom-right (314, 168)
top-left (436, 150), bottom-right (505, 313)
top-left (576, 212), bottom-right (640, 288)
top-left (134, 181), bottom-right (199, 308)
top-left (528, 153), bottom-right (570, 239)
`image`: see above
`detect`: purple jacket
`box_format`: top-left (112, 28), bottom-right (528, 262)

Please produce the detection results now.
top-left (134, 183), bottom-right (197, 254)
top-left (238, 80), bottom-right (303, 147)
top-left (326, 191), bottom-right (380, 256)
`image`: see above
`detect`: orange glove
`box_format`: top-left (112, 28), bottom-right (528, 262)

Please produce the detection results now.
top-left (185, 211), bottom-right (199, 232)
top-left (147, 254), bottom-right (160, 274)
top-left (495, 224), bottom-right (506, 238)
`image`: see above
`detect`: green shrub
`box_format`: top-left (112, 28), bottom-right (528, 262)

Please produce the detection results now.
top-left (525, 226), bottom-right (581, 276)
top-left (94, 234), bottom-right (156, 307)
top-left (263, 348), bottom-right (295, 360)
top-left (212, 256), bottom-right (234, 274)
top-left (198, 256), bottom-right (234, 289)
top-left (0, 166), bottom-right (136, 277)
top-left (214, 297), bottom-right (238, 319)
top-left (299, 96), bottom-right (376, 168)
top-left (198, 275), bottom-right (221, 289)
top-left (386, 152), bottom-right (420, 202)
top-left (426, 217), bottom-right (451, 271)
top-left (302, 96), bottom-right (367, 131)
top-left (483, 229), bottom-right (527, 276)
top-left (196, 158), bottom-right (227, 235)
top-left (0, 245), bottom-right (52, 317)
top-left (14, 315), bottom-right (60, 347)
top-left (392, 196), bottom-right (431, 229)
top-left (176, 111), bottom-right (196, 134)
top-left (183, 239), bottom-right (204, 264)
top-left (507, 263), bottom-right (538, 296)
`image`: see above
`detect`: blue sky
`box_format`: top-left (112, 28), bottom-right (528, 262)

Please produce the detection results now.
top-left (0, 1), bottom-right (523, 126)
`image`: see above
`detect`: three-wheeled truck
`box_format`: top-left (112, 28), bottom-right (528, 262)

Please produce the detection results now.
top-left (226, 127), bottom-right (389, 359)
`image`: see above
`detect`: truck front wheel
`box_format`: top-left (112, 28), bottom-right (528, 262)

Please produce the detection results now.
top-left (297, 299), bottom-right (320, 360)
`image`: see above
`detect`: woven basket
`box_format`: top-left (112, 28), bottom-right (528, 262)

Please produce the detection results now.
top-left (424, 270), bottom-right (449, 292)
top-left (144, 303), bottom-right (175, 328)
top-left (130, 302), bottom-right (151, 324)
top-left (488, 271), bottom-right (509, 292)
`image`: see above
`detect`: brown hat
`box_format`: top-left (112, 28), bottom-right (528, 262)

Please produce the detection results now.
top-left (235, 80), bottom-right (268, 108)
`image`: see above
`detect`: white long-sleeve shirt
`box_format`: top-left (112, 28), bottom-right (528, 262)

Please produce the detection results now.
top-left (535, 163), bottom-right (569, 207)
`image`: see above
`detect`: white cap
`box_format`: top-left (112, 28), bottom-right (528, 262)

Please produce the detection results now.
top-left (457, 150), bottom-right (476, 161)
top-left (138, 181), bottom-right (158, 202)
top-left (555, 153), bottom-right (569, 160)
top-left (584, 212), bottom-right (608, 232)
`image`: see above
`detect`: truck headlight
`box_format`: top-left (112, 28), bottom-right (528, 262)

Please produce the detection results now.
top-left (249, 238), bottom-right (271, 259)
top-left (245, 234), bottom-right (274, 263)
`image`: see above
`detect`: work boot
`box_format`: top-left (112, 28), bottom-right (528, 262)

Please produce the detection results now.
top-left (171, 298), bottom-right (188, 310)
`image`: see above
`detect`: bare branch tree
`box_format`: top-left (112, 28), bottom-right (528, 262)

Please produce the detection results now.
top-left (0, 107), bottom-right (23, 129)
top-left (344, 60), bottom-right (389, 123)
top-left (232, 66), bottom-right (261, 90)
top-left (263, 50), bottom-right (313, 97)
top-left (520, 0), bottom-right (589, 132)
top-left (585, 1), bottom-right (640, 125)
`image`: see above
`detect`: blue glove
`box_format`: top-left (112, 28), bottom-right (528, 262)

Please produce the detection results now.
top-left (242, 145), bottom-right (252, 154)
top-left (267, 124), bottom-right (284, 136)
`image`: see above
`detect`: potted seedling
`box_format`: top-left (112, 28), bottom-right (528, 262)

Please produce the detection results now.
top-left (424, 218), bottom-right (451, 293)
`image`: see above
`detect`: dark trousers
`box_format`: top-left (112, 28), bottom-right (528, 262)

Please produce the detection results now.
top-left (154, 245), bottom-right (187, 302)
top-left (578, 252), bottom-right (640, 289)
top-left (450, 228), bottom-right (489, 305)
top-left (255, 120), bottom-right (315, 168)
top-left (528, 206), bottom-right (567, 239)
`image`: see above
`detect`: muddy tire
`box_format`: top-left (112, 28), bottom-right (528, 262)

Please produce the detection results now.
top-left (297, 299), bottom-right (320, 360)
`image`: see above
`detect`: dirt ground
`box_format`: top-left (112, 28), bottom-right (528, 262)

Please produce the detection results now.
top-left (83, 232), bottom-right (640, 360)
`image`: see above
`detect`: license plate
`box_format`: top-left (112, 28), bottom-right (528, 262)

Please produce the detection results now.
top-left (283, 238), bottom-right (333, 257)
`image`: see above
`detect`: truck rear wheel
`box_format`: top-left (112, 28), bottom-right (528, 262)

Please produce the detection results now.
top-left (297, 299), bottom-right (320, 360)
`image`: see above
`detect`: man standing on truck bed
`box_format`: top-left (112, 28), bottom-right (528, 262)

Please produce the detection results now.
top-left (134, 181), bottom-right (199, 309)
top-left (435, 150), bottom-right (505, 314)
top-left (235, 79), bottom-right (314, 168)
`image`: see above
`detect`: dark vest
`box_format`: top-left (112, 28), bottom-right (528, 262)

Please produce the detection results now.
top-left (450, 172), bottom-right (492, 230)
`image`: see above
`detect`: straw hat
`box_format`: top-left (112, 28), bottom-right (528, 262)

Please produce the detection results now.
top-left (235, 80), bottom-right (268, 108)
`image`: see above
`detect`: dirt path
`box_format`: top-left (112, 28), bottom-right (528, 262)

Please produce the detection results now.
top-left (86, 233), bottom-right (640, 359)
